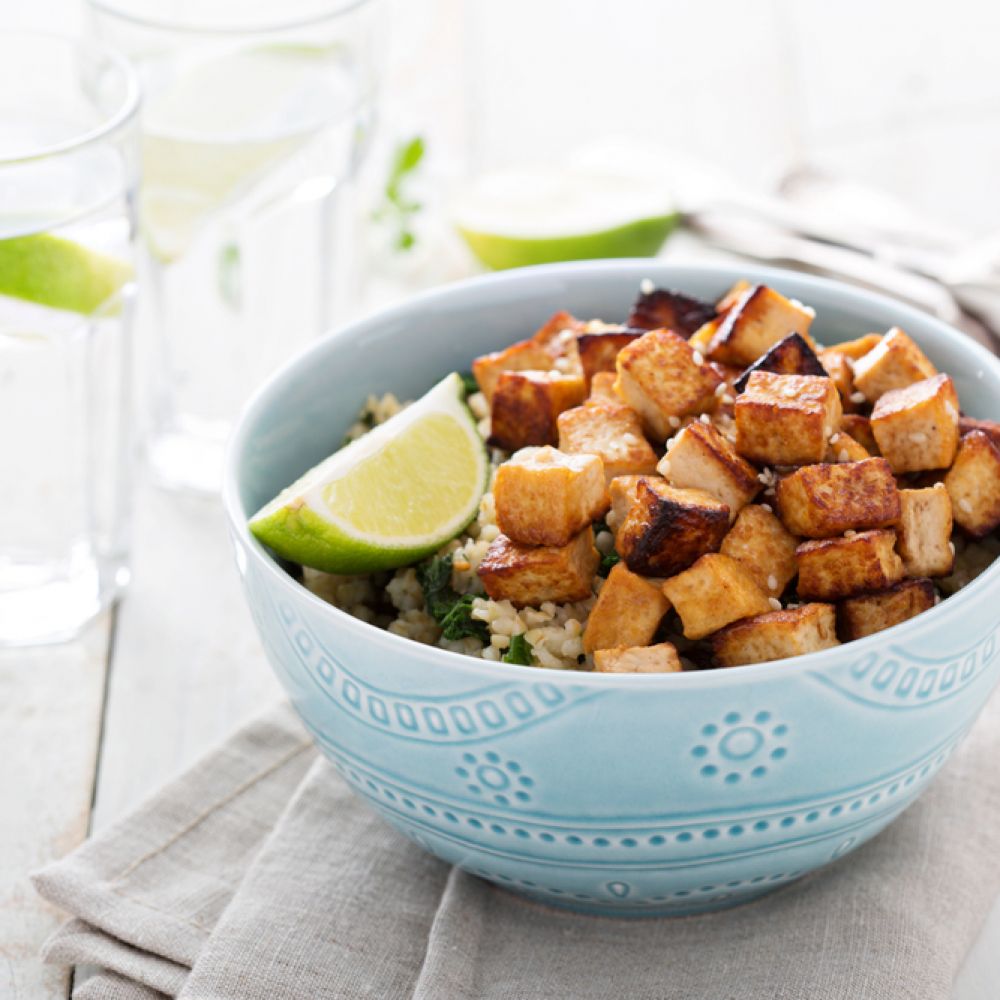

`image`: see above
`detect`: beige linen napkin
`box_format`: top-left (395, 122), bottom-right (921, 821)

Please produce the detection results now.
top-left (34, 694), bottom-right (1000, 1000)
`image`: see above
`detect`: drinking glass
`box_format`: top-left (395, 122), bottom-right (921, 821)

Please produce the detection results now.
top-left (0, 32), bottom-right (139, 647)
top-left (88, 0), bottom-right (383, 494)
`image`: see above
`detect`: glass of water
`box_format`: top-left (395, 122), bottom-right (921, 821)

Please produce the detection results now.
top-left (0, 33), bottom-right (139, 647)
top-left (88, 0), bottom-right (383, 494)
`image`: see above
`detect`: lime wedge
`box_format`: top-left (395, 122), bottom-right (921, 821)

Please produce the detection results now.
top-left (250, 373), bottom-right (488, 573)
top-left (0, 234), bottom-right (132, 314)
top-left (453, 166), bottom-right (678, 270)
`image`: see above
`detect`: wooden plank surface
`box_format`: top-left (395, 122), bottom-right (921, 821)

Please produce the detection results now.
top-left (90, 475), bottom-right (280, 832)
top-left (0, 614), bottom-right (111, 1000)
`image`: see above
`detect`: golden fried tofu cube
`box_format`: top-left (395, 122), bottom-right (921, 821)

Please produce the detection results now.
top-left (659, 421), bottom-right (759, 521)
top-left (852, 327), bottom-right (937, 402)
top-left (472, 311), bottom-right (583, 402)
top-left (720, 504), bottom-right (799, 596)
top-left (734, 372), bottom-right (842, 466)
top-left (838, 578), bottom-right (936, 640)
top-left (577, 330), bottom-right (640, 388)
top-left (662, 553), bottom-right (772, 640)
top-left (825, 431), bottom-right (871, 464)
top-left (960, 417), bottom-right (1000, 449)
top-left (711, 603), bottom-right (839, 667)
top-left (732, 333), bottom-right (826, 393)
top-left (819, 349), bottom-right (859, 410)
top-left (944, 429), bottom-right (1000, 538)
top-left (841, 413), bottom-right (880, 455)
top-left (688, 320), bottom-right (718, 353)
top-left (607, 474), bottom-right (650, 534)
top-left (835, 332), bottom-right (883, 361)
top-left (897, 486), bottom-right (954, 577)
top-left (617, 480), bottom-right (730, 577)
top-left (583, 562), bottom-right (670, 653)
top-left (870, 374), bottom-right (960, 473)
top-left (716, 279), bottom-right (752, 315)
top-left (707, 285), bottom-right (815, 366)
top-left (776, 458), bottom-right (900, 538)
top-left (558, 402), bottom-right (658, 485)
top-left (626, 288), bottom-right (717, 335)
top-left (796, 530), bottom-right (904, 601)
top-left (494, 446), bottom-right (609, 547)
top-left (614, 329), bottom-right (723, 440)
top-left (477, 528), bottom-right (599, 608)
top-left (593, 643), bottom-right (682, 673)
top-left (588, 371), bottom-right (619, 402)
top-left (489, 370), bottom-right (586, 452)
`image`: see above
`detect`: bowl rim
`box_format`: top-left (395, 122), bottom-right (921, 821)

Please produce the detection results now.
top-left (223, 258), bottom-right (1000, 689)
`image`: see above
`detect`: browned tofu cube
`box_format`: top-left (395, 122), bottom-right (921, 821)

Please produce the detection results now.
top-left (838, 578), bottom-right (936, 640)
top-left (841, 413), bottom-right (880, 454)
top-left (662, 553), bottom-right (772, 640)
top-left (776, 458), bottom-right (901, 538)
top-left (477, 528), bottom-right (599, 608)
top-left (852, 327), bottom-right (937, 402)
top-left (614, 329), bottom-right (723, 440)
top-left (870, 374), bottom-right (960, 473)
top-left (626, 288), bottom-right (716, 336)
top-left (583, 562), bottom-right (670, 652)
top-left (588, 371), bottom-right (619, 402)
top-left (688, 320), bottom-right (718, 354)
top-left (558, 401), bottom-right (658, 485)
top-left (734, 372), bottom-right (842, 466)
top-left (707, 285), bottom-right (816, 366)
top-left (796, 530), bottom-right (904, 601)
top-left (824, 431), bottom-right (871, 463)
top-left (711, 603), bottom-right (839, 667)
top-left (617, 479), bottom-right (730, 577)
top-left (960, 417), bottom-right (1000, 449)
top-left (659, 421), bottom-right (759, 521)
top-left (494, 446), bottom-right (608, 547)
top-left (819, 349), bottom-right (858, 410)
top-left (593, 643), bottom-right (682, 673)
top-left (897, 486), bottom-right (954, 577)
top-left (489, 370), bottom-right (586, 451)
top-left (732, 333), bottom-right (826, 393)
top-left (716, 279), bottom-right (752, 315)
top-left (472, 311), bottom-right (583, 402)
top-left (577, 329), bottom-right (640, 388)
top-left (834, 332), bottom-right (883, 361)
top-left (720, 504), bottom-right (799, 596)
top-left (944, 429), bottom-right (1000, 538)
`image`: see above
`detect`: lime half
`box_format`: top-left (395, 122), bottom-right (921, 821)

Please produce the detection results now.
top-left (0, 234), bottom-right (132, 314)
top-left (453, 166), bottom-right (678, 270)
top-left (250, 373), bottom-right (488, 573)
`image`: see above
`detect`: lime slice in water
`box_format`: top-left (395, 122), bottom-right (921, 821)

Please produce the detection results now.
top-left (453, 166), bottom-right (679, 270)
top-left (250, 373), bottom-right (489, 574)
top-left (0, 233), bottom-right (132, 314)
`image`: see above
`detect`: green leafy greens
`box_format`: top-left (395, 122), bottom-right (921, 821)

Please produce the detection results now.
top-left (373, 135), bottom-right (426, 251)
top-left (502, 633), bottom-right (533, 665)
top-left (417, 554), bottom-right (489, 642)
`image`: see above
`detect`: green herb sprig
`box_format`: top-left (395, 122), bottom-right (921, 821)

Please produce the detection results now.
top-left (373, 135), bottom-right (425, 251)
top-left (417, 554), bottom-right (489, 642)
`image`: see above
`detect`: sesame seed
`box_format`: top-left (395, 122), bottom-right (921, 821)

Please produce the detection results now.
top-left (845, 529), bottom-right (857, 537)
top-left (768, 597), bottom-right (782, 611)
top-left (764, 487), bottom-right (776, 497)
top-left (668, 415), bottom-right (682, 429)
top-left (767, 574), bottom-right (778, 592)
top-left (909, 432), bottom-right (927, 443)
top-left (693, 350), bottom-right (705, 366)
top-left (850, 391), bottom-right (866, 404)
top-left (760, 503), bottom-right (773, 513)
top-left (715, 382), bottom-right (727, 397)
top-left (722, 393), bottom-right (735, 405)
top-left (699, 413), bottom-right (711, 425)
top-left (640, 278), bottom-right (654, 295)
top-left (959, 498), bottom-right (973, 513)
top-left (838, 449), bottom-right (851, 463)
top-left (786, 602), bottom-right (800, 610)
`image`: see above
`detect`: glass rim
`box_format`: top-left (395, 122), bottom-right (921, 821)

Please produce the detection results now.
top-left (0, 31), bottom-right (140, 167)
top-left (87, 0), bottom-right (376, 35)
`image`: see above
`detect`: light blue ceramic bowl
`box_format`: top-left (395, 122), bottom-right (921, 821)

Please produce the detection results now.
top-left (224, 261), bottom-right (1000, 916)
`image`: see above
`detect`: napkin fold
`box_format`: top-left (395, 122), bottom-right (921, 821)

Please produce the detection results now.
top-left (34, 695), bottom-right (1000, 1000)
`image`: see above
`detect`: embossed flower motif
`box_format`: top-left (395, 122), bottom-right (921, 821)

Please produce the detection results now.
top-left (691, 711), bottom-right (788, 783)
top-left (455, 751), bottom-right (534, 806)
